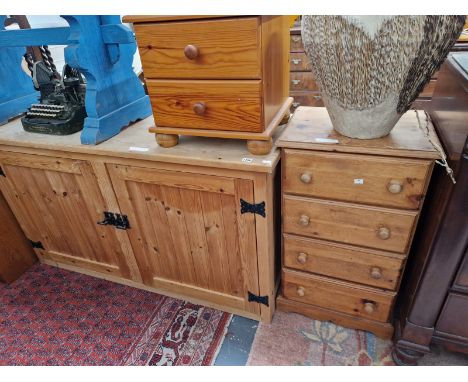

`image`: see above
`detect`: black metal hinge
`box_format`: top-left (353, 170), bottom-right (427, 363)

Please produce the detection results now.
top-left (240, 199), bottom-right (266, 218)
top-left (0, 166), bottom-right (5, 177)
top-left (97, 211), bottom-right (130, 230)
top-left (248, 291), bottom-right (269, 307)
top-left (29, 239), bottom-right (44, 249)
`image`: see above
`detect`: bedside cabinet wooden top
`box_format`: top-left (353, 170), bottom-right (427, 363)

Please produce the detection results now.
top-left (0, 116), bottom-right (280, 173)
top-left (277, 107), bottom-right (441, 159)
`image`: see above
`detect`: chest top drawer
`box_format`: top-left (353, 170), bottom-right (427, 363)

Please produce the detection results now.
top-left (283, 149), bottom-right (432, 210)
top-left (133, 17), bottom-right (262, 79)
top-left (283, 195), bottom-right (418, 253)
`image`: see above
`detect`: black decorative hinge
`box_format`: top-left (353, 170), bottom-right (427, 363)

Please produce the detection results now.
top-left (248, 291), bottom-right (269, 307)
top-left (97, 212), bottom-right (130, 230)
top-left (240, 199), bottom-right (265, 217)
top-left (0, 166), bottom-right (5, 177)
top-left (29, 240), bottom-right (44, 249)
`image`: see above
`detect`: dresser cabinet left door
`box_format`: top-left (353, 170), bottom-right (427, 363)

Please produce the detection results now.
top-left (0, 152), bottom-right (141, 281)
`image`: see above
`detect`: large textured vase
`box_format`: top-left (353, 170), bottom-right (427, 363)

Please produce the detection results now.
top-left (301, 16), bottom-right (465, 139)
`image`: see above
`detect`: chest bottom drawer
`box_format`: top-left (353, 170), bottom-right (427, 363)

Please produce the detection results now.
top-left (282, 269), bottom-right (395, 322)
top-left (283, 234), bottom-right (405, 290)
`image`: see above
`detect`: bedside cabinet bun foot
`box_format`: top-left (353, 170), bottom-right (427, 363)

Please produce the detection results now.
top-left (247, 138), bottom-right (273, 156)
top-left (156, 133), bottom-right (179, 148)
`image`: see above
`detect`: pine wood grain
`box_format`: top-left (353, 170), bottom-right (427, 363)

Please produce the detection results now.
top-left (283, 149), bottom-right (432, 210)
top-left (283, 234), bottom-right (405, 290)
top-left (282, 269), bottom-right (396, 323)
top-left (107, 163), bottom-right (263, 316)
top-left (277, 295), bottom-right (394, 339)
top-left (147, 79), bottom-right (263, 132)
top-left (277, 107), bottom-right (441, 159)
top-left (0, 190), bottom-right (36, 283)
top-left (0, 154), bottom-right (136, 279)
top-left (261, 16), bottom-right (290, 130)
top-left (0, 116), bottom-right (280, 173)
top-left (283, 195), bottom-right (418, 253)
top-left (133, 17), bottom-right (261, 79)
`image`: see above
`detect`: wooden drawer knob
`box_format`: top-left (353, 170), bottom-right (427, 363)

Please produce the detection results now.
top-left (370, 266), bottom-right (382, 279)
top-left (297, 252), bottom-right (308, 264)
top-left (296, 286), bottom-right (305, 297)
top-left (363, 302), bottom-right (376, 314)
top-left (300, 172), bottom-right (312, 184)
top-left (299, 214), bottom-right (310, 226)
top-left (387, 180), bottom-right (403, 194)
top-left (193, 102), bottom-right (207, 115)
top-left (377, 227), bottom-right (391, 240)
top-left (184, 44), bottom-right (199, 60)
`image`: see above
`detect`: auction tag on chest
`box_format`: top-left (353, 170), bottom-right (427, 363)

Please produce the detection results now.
top-left (354, 179), bottom-right (364, 185)
top-left (129, 146), bottom-right (149, 152)
top-left (242, 157), bottom-right (253, 163)
top-left (314, 138), bottom-right (339, 144)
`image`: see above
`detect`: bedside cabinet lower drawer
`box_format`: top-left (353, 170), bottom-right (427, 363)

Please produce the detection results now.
top-left (282, 269), bottom-right (395, 322)
top-left (283, 234), bottom-right (405, 290)
top-left (147, 79), bottom-right (263, 132)
top-left (283, 195), bottom-right (418, 253)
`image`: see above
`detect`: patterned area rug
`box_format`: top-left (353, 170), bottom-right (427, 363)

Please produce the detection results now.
top-left (0, 263), bottom-right (231, 366)
top-left (247, 311), bottom-right (394, 365)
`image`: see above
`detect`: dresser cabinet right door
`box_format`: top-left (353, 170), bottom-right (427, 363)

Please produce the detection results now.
top-left (108, 163), bottom-right (261, 316)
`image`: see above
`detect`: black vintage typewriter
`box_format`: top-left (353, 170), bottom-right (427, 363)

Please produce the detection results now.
top-left (21, 62), bottom-right (87, 135)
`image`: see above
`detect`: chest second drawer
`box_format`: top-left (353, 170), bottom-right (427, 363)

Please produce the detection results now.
top-left (283, 195), bottom-right (418, 253)
top-left (284, 150), bottom-right (431, 209)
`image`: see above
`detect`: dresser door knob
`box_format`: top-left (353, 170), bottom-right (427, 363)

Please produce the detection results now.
top-left (296, 286), bottom-right (305, 297)
top-left (300, 172), bottom-right (312, 184)
top-left (297, 252), bottom-right (308, 264)
top-left (377, 227), bottom-right (391, 240)
top-left (387, 180), bottom-right (403, 194)
top-left (363, 302), bottom-right (376, 314)
top-left (370, 267), bottom-right (382, 279)
top-left (184, 44), bottom-right (199, 60)
top-left (299, 215), bottom-right (310, 226)
top-left (193, 102), bottom-right (207, 115)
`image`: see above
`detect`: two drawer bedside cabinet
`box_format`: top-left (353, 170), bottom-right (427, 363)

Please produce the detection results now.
top-left (276, 107), bottom-right (441, 339)
top-left (124, 15), bottom-right (291, 155)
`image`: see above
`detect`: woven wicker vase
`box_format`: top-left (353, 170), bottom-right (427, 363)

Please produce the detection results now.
top-left (301, 15), bottom-right (465, 139)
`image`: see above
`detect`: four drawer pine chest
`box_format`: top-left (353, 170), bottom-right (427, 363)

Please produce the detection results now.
top-left (276, 107), bottom-right (441, 338)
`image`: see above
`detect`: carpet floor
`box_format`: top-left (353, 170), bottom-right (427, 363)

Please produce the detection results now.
top-left (247, 310), bottom-right (468, 366)
top-left (0, 263), bottom-right (231, 366)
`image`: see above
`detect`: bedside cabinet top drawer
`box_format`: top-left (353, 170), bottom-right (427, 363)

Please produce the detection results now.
top-left (283, 234), bottom-right (404, 290)
top-left (283, 196), bottom-right (418, 253)
top-left (283, 149), bottom-right (432, 210)
top-left (282, 269), bottom-right (395, 322)
top-left (134, 17), bottom-right (262, 79)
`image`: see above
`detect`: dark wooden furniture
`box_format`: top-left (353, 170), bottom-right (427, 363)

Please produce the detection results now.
top-left (0, 190), bottom-right (36, 283)
top-left (393, 52), bottom-right (468, 365)
top-left (289, 26), bottom-right (324, 112)
top-left (276, 106), bottom-right (440, 339)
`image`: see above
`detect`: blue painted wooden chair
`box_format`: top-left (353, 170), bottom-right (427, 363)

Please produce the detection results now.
top-left (0, 15), bottom-right (152, 144)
